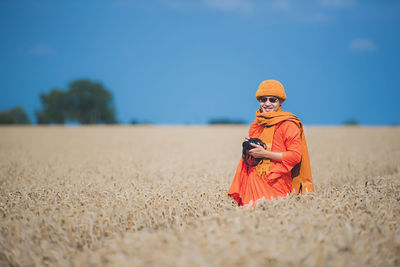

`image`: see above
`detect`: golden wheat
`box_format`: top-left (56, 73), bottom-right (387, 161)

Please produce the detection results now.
top-left (0, 125), bottom-right (399, 266)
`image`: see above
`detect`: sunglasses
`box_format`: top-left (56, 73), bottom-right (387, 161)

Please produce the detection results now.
top-left (259, 97), bottom-right (279, 104)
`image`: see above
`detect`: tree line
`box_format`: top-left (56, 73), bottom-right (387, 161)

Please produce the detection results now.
top-left (1, 79), bottom-right (117, 125)
top-left (1, 79), bottom-right (363, 126)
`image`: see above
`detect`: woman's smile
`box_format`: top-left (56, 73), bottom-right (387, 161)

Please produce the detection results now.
top-left (262, 106), bottom-right (274, 112)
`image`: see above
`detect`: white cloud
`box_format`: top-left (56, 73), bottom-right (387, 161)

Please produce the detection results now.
top-left (348, 38), bottom-right (376, 52)
top-left (27, 44), bottom-right (55, 56)
top-left (160, 0), bottom-right (254, 14)
top-left (270, 0), bottom-right (291, 10)
top-left (255, 1), bottom-right (331, 24)
top-left (261, 0), bottom-right (357, 10)
top-left (159, 0), bottom-right (348, 22)
top-left (268, 0), bottom-right (358, 10)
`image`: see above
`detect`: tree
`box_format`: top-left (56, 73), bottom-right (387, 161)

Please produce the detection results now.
top-left (35, 89), bottom-right (68, 124)
top-left (208, 118), bottom-right (246, 125)
top-left (35, 79), bottom-right (117, 124)
top-left (343, 118), bottom-right (359, 126)
top-left (67, 80), bottom-right (117, 124)
top-left (0, 106), bottom-right (31, 124)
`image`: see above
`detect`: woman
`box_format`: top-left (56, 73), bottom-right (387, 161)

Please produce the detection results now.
top-left (228, 80), bottom-right (314, 207)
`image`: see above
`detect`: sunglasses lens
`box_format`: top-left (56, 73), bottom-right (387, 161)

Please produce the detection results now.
top-left (261, 97), bottom-right (277, 103)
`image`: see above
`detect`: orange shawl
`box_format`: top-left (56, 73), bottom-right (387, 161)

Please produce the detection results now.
top-left (256, 108), bottom-right (314, 194)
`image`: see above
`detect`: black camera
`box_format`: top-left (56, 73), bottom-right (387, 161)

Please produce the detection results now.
top-left (242, 138), bottom-right (266, 169)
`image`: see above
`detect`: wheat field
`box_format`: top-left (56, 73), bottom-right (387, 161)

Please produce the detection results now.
top-left (0, 125), bottom-right (399, 266)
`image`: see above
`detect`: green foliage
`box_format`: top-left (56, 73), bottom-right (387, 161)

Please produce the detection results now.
top-left (35, 79), bottom-right (117, 124)
top-left (67, 80), bottom-right (116, 124)
top-left (35, 89), bottom-right (68, 124)
top-left (343, 118), bottom-right (359, 126)
top-left (0, 106), bottom-right (31, 124)
top-left (0, 112), bottom-right (14, 124)
top-left (208, 118), bottom-right (246, 125)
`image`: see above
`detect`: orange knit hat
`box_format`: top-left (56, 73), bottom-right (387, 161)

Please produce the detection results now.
top-left (255, 80), bottom-right (286, 101)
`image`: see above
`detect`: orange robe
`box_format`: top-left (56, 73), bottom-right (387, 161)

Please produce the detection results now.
top-left (228, 119), bottom-right (302, 206)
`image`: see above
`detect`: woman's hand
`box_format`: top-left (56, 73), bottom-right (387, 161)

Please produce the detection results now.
top-left (244, 136), bottom-right (250, 141)
top-left (248, 143), bottom-right (268, 159)
top-left (249, 143), bottom-right (283, 161)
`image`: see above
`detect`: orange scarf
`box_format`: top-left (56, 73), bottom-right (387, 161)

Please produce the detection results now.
top-left (256, 108), bottom-right (314, 194)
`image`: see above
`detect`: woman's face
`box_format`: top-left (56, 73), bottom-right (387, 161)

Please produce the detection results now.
top-left (259, 96), bottom-right (281, 113)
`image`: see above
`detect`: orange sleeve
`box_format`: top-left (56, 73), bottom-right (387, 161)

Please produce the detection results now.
top-left (268, 121), bottom-right (302, 180)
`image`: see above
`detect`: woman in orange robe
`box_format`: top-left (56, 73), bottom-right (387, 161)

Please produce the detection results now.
top-left (228, 80), bottom-right (314, 207)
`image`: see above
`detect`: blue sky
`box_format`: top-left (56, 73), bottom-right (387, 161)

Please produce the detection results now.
top-left (1, 0), bottom-right (399, 125)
